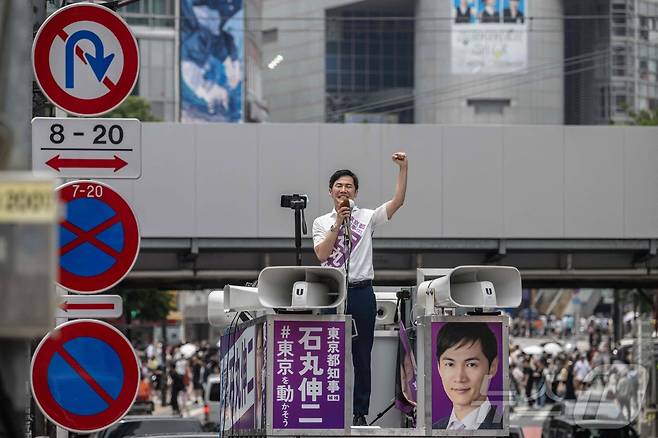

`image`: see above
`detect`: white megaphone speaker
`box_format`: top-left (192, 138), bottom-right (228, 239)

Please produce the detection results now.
top-left (258, 266), bottom-right (346, 310)
top-left (416, 266), bottom-right (521, 315)
top-left (374, 292), bottom-right (398, 327)
top-left (223, 284), bottom-right (260, 312)
top-left (207, 289), bottom-right (238, 328)
top-left (207, 285), bottom-right (262, 328)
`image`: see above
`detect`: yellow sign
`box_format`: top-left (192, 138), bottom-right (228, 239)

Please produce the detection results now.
top-left (0, 180), bottom-right (57, 223)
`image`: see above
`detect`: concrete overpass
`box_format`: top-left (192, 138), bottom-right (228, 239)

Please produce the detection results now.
top-left (92, 123), bottom-right (658, 290)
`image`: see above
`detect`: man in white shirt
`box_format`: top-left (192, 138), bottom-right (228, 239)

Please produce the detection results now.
top-left (573, 354), bottom-right (591, 391)
top-left (433, 322), bottom-right (503, 430)
top-left (312, 152), bottom-right (408, 426)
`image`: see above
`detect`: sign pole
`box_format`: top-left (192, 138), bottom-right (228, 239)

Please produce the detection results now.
top-left (54, 286), bottom-right (69, 438)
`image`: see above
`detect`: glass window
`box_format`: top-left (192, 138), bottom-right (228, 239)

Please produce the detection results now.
top-left (326, 55), bottom-right (338, 71)
top-left (325, 9), bottom-right (414, 118)
top-left (326, 73), bottom-right (338, 89)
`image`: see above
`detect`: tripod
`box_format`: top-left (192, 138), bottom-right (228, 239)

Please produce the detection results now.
top-left (280, 194), bottom-right (308, 266)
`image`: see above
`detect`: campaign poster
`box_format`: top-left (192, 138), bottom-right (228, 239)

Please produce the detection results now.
top-left (180, 0), bottom-right (243, 122)
top-left (272, 319), bottom-right (346, 430)
top-left (451, 0), bottom-right (527, 73)
top-left (431, 317), bottom-right (508, 434)
top-left (219, 321), bottom-right (267, 432)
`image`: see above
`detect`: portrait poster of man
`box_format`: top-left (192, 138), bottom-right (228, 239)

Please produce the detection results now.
top-left (431, 317), bottom-right (507, 434)
top-left (180, 0), bottom-right (244, 122)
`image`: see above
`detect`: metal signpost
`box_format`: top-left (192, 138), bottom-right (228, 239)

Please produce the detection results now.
top-left (32, 117), bottom-right (141, 179)
top-left (30, 3), bottom-right (143, 434)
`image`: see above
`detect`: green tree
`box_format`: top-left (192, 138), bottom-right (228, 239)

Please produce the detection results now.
top-left (105, 96), bottom-right (162, 122)
top-left (623, 104), bottom-right (658, 126)
top-left (119, 289), bottom-right (175, 322)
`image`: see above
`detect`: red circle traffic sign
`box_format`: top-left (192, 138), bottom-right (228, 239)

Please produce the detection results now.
top-left (57, 180), bottom-right (140, 294)
top-left (31, 319), bottom-right (140, 434)
top-left (32, 3), bottom-right (139, 116)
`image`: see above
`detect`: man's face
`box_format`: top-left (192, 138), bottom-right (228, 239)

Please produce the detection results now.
top-left (330, 176), bottom-right (357, 206)
top-left (510, 0), bottom-right (518, 10)
top-left (437, 340), bottom-right (498, 409)
top-left (485, 0), bottom-right (495, 7)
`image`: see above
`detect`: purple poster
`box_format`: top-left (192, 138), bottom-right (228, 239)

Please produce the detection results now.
top-left (219, 322), bottom-right (267, 432)
top-left (431, 320), bottom-right (504, 431)
top-left (273, 320), bottom-right (346, 429)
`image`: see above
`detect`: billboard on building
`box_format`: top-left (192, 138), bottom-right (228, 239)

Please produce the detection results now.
top-left (180, 0), bottom-right (244, 122)
top-left (451, 0), bottom-right (527, 73)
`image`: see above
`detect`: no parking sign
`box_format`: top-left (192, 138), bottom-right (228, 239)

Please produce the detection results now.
top-left (57, 180), bottom-right (139, 294)
top-left (30, 319), bottom-right (140, 433)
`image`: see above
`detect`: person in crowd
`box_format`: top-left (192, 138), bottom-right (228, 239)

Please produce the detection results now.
top-left (533, 359), bottom-right (547, 407)
top-left (522, 357), bottom-right (535, 406)
top-left (573, 354), bottom-right (592, 392)
top-left (191, 355), bottom-right (204, 404)
top-left (312, 152), bottom-right (408, 426)
top-left (616, 368), bottom-right (633, 421)
top-left (169, 358), bottom-right (183, 414)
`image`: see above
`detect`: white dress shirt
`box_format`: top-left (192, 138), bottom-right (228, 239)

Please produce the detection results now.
top-left (312, 203), bottom-right (388, 282)
top-left (446, 398), bottom-right (492, 430)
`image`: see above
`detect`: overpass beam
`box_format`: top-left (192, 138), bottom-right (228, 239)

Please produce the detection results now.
top-left (485, 239), bottom-right (507, 263)
top-left (633, 239), bottom-right (657, 265)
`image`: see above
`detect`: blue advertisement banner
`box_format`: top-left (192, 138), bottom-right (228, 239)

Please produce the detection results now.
top-left (180, 0), bottom-right (243, 122)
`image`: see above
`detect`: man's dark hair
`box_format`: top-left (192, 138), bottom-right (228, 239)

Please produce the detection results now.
top-left (329, 169), bottom-right (359, 191)
top-left (436, 322), bottom-right (498, 368)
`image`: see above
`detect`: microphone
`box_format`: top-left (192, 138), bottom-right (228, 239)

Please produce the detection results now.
top-left (339, 199), bottom-right (354, 244)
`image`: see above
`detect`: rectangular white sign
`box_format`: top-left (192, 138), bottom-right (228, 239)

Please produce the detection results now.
top-left (451, 0), bottom-right (528, 74)
top-left (32, 117), bottom-right (141, 179)
top-left (56, 294), bottom-right (123, 319)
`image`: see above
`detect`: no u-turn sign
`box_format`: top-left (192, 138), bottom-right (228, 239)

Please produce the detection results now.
top-left (32, 2), bottom-right (139, 116)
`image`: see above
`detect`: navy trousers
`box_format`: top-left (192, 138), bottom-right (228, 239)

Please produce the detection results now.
top-left (346, 285), bottom-right (376, 416)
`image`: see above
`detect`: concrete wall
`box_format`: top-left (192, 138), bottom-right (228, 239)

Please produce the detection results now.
top-left (101, 123), bottom-right (658, 240)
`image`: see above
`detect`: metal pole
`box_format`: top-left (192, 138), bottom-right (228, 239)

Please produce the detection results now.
top-left (54, 287), bottom-right (68, 438)
top-left (294, 209), bottom-right (302, 266)
top-left (161, 318), bottom-right (168, 406)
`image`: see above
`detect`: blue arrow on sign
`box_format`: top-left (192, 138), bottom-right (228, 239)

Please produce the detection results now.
top-left (65, 30), bottom-right (115, 88)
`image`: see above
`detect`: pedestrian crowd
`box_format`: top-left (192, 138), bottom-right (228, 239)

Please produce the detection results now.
top-left (509, 316), bottom-right (641, 424)
top-left (135, 340), bottom-right (221, 415)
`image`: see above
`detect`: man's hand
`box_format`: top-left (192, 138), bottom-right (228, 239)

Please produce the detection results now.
top-left (386, 152), bottom-right (408, 220)
top-left (392, 152), bottom-right (408, 168)
top-left (335, 203), bottom-right (350, 228)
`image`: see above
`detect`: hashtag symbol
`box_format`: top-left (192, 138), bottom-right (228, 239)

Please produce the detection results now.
top-left (281, 325), bottom-right (291, 338)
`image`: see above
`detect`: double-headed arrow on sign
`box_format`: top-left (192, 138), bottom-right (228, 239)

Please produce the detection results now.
top-left (56, 295), bottom-right (123, 319)
top-left (46, 155), bottom-right (128, 172)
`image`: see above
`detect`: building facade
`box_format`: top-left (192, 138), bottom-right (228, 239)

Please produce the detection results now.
top-left (565, 0), bottom-right (658, 124)
top-left (117, 0), bottom-right (266, 122)
top-left (261, 0), bottom-right (564, 124)
top-left (90, 0), bottom-right (654, 125)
